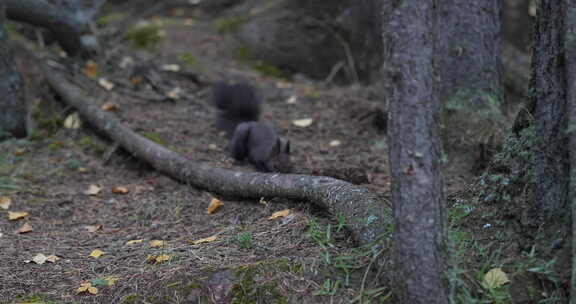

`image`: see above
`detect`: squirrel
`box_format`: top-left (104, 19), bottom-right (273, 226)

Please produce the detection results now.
top-left (213, 82), bottom-right (292, 173)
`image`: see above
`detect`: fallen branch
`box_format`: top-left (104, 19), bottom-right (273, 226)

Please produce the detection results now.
top-left (39, 60), bottom-right (390, 255)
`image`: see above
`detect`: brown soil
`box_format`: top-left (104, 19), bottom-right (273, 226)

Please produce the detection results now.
top-left (0, 6), bottom-right (482, 304)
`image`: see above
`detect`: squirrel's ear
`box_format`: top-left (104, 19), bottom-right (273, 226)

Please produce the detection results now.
top-left (271, 138), bottom-right (282, 155)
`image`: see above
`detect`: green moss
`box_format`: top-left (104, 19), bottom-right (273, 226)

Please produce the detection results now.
top-left (232, 262), bottom-right (290, 304)
top-left (31, 100), bottom-right (63, 138)
top-left (304, 91), bottom-right (322, 100)
top-left (213, 16), bottom-right (246, 34)
top-left (477, 125), bottom-right (536, 205)
top-left (233, 232), bottom-right (253, 249)
top-left (14, 294), bottom-right (58, 304)
top-left (65, 158), bottom-right (81, 170)
top-left (252, 62), bottom-right (286, 79)
top-left (235, 45), bottom-right (252, 62)
top-left (77, 136), bottom-right (107, 156)
top-left (141, 132), bottom-right (167, 146)
top-left (48, 141), bottom-right (65, 151)
top-left (125, 22), bottom-right (165, 50)
top-left (120, 294), bottom-right (141, 304)
top-left (96, 13), bottom-right (124, 26)
top-left (179, 52), bottom-right (198, 66)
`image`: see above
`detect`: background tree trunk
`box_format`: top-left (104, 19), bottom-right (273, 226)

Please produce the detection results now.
top-left (564, 0), bottom-right (576, 300)
top-left (503, 0), bottom-right (531, 52)
top-left (6, 0), bottom-right (100, 57)
top-left (234, 0), bottom-right (382, 83)
top-left (347, 0), bottom-right (382, 83)
top-left (383, 1), bottom-right (448, 303)
top-left (0, 1), bottom-right (27, 139)
top-left (436, 0), bottom-right (503, 110)
top-left (530, 0), bottom-right (569, 220)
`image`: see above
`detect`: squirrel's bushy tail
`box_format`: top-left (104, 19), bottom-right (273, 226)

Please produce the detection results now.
top-left (213, 83), bottom-right (261, 137)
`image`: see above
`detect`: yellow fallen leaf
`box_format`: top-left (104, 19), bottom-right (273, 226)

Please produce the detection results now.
top-left (77, 282), bottom-right (98, 295)
top-left (77, 283), bottom-right (89, 293)
top-left (131, 75), bottom-right (143, 85)
top-left (98, 78), bottom-right (115, 90)
top-left (84, 184), bottom-right (101, 196)
top-left (286, 95), bottom-right (298, 104)
top-left (64, 112), bottom-right (81, 129)
top-left (145, 254), bottom-right (170, 264)
top-left (32, 253), bottom-right (47, 264)
top-left (90, 249), bottom-right (105, 259)
top-left (329, 140), bottom-right (341, 147)
top-left (184, 18), bottom-right (194, 26)
top-left (0, 196), bottom-right (11, 209)
top-left (8, 211), bottom-right (28, 220)
top-left (160, 64), bottom-right (180, 72)
top-left (149, 240), bottom-right (166, 248)
top-left (191, 236), bottom-right (217, 245)
top-left (207, 198), bottom-right (224, 214)
top-left (126, 239), bottom-right (144, 245)
top-left (269, 209), bottom-right (291, 220)
top-left (84, 60), bottom-right (99, 78)
top-left (46, 255), bottom-right (60, 263)
top-left (17, 222), bottom-right (33, 233)
top-left (276, 81), bottom-right (292, 89)
top-left (155, 254), bottom-right (170, 263)
top-left (119, 56), bottom-right (134, 69)
top-left (100, 101), bottom-right (118, 111)
top-left (104, 276), bottom-right (120, 285)
top-left (293, 118), bottom-right (313, 127)
top-left (483, 268), bottom-right (510, 289)
top-left (13, 148), bottom-right (27, 156)
top-left (85, 224), bottom-right (102, 233)
top-left (166, 87), bottom-right (181, 100)
top-left (111, 186), bottom-right (129, 194)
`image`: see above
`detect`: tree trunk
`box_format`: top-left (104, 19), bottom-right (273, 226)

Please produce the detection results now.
top-left (383, 1), bottom-right (448, 303)
top-left (6, 0), bottom-right (99, 57)
top-left (530, 0), bottom-right (569, 220)
top-left (503, 0), bottom-right (531, 52)
top-left (564, 0), bottom-right (576, 301)
top-left (347, 0), bottom-right (382, 83)
top-left (437, 0), bottom-right (503, 110)
top-left (0, 1), bottom-right (27, 139)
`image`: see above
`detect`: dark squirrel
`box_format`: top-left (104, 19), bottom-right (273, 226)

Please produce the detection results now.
top-left (213, 83), bottom-right (291, 173)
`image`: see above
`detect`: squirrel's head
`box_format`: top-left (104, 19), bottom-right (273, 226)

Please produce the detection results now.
top-left (265, 139), bottom-right (292, 173)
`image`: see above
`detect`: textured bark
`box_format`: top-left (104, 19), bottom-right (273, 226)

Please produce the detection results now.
top-left (530, 0), bottom-right (569, 220)
top-left (565, 0), bottom-right (576, 301)
top-left (36, 56), bottom-right (390, 257)
top-left (383, 1), bottom-right (448, 303)
top-left (437, 0), bottom-right (503, 109)
top-left (0, 1), bottom-right (27, 139)
top-left (6, 0), bottom-right (99, 57)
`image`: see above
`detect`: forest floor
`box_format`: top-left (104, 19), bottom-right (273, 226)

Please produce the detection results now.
top-left (0, 5), bottom-right (524, 304)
